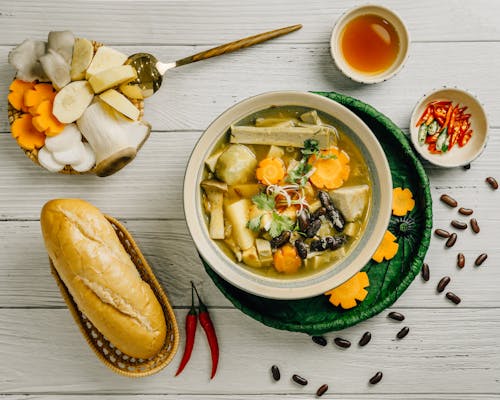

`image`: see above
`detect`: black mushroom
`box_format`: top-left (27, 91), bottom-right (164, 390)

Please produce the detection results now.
top-left (318, 190), bottom-right (345, 232)
top-left (305, 219), bottom-right (322, 238)
top-left (297, 210), bottom-right (310, 232)
top-left (310, 235), bottom-right (346, 252)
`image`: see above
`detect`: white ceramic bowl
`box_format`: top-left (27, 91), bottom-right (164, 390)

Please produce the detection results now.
top-left (410, 87), bottom-right (489, 168)
top-left (330, 4), bottom-right (410, 84)
top-left (184, 91), bottom-right (392, 299)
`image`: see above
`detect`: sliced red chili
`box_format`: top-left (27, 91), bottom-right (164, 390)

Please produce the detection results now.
top-left (416, 105), bottom-right (433, 127)
top-left (425, 133), bottom-right (439, 144)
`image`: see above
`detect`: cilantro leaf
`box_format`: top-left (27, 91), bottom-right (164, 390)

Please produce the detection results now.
top-left (269, 212), bottom-right (295, 238)
top-left (301, 139), bottom-right (320, 156)
top-left (247, 215), bottom-right (262, 232)
top-left (286, 159), bottom-right (312, 186)
top-left (251, 193), bottom-right (275, 211)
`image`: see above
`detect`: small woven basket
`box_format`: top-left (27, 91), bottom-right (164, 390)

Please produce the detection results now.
top-left (50, 215), bottom-right (179, 377)
top-left (8, 40), bottom-right (144, 175)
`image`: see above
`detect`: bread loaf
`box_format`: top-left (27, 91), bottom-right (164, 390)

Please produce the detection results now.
top-left (40, 199), bottom-right (167, 359)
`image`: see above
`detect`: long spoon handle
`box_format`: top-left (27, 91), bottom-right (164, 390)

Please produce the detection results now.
top-left (174, 24), bottom-right (302, 68)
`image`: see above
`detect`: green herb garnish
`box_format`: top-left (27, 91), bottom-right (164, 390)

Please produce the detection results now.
top-left (247, 215), bottom-right (262, 232)
top-left (269, 212), bottom-right (295, 238)
top-left (251, 192), bottom-right (275, 211)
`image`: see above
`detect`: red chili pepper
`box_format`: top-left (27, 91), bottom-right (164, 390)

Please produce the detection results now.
top-left (192, 282), bottom-right (219, 379)
top-left (175, 285), bottom-right (197, 376)
top-left (440, 105), bottom-right (454, 133)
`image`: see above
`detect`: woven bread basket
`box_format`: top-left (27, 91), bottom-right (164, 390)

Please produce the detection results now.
top-left (50, 215), bottom-right (179, 377)
top-left (8, 40), bottom-right (145, 175)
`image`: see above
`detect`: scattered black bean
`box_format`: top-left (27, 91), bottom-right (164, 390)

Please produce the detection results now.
top-left (334, 337), bottom-right (351, 348)
top-left (295, 239), bottom-right (308, 259)
top-left (470, 218), bottom-right (480, 233)
top-left (457, 253), bottom-right (465, 269)
top-left (486, 176), bottom-right (498, 190)
top-left (271, 365), bottom-right (281, 381)
top-left (318, 191), bottom-right (332, 208)
top-left (270, 230), bottom-right (291, 248)
top-left (388, 311), bottom-right (405, 321)
top-left (475, 253), bottom-right (488, 266)
top-left (369, 371), bottom-right (383, 385)
top-left (421, 263), bottom-right (430, 281)
top-left (451, 220), bottom-right (467, 230)
top-left (326, 205), bottom-right (345, 232)
top-left (316, 383), bottom-right (329, 397)
top-left (434, 229), bottom-right (451, 238)
top-left (463, 163), bottom-right (471, 170)
top-left (311, 207), bottom-right (326, 220)
top-left (446, 292), bottom-right (461, 305)
top-left (440, 194), bottom-right (458, 208)
top-left (458, 207), bottom-right (473, 216)
top-left (297, 210), bottom-right (310, 232)
top-left (359, 331), bottom-right (372, 346)
top-left (396, 326), bottom-right (410, 339)
top-left (305, 219), bottom-right (322, 238)
top-left (292, 374), bottom-right (308, 386)
top-left (311, 335), bottom-right (327, 347)
top-left (437, 276), bottom-right (451, 293)
top-left (446, 233), bottom-right (457, 248)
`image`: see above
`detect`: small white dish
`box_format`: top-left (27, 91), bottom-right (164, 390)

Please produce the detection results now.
top-left (330, 4), bottom-right (410, 84)
top-left (410, 87), bottom-right (488, 168)
top-left (183, 91), bottom-right (392, 300)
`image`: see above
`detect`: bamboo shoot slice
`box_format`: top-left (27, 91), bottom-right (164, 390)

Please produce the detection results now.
top-left (225, 199), bottom-right (255, 250)
top-left (230, 125), bottom-right (330, 149)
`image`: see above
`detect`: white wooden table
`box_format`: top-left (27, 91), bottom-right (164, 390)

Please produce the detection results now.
top-left (1, 1), bottom-right (499, 398)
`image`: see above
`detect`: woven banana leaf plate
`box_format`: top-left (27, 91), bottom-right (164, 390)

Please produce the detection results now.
top-left (203, 91), bottom-right (433, 335)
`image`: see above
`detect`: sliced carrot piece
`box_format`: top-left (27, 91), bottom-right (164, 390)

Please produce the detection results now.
top-left (324, 271), bottom-right (369, 309)
top-left (11, 113), bottom-right (46, 150)
top-left (392, 187), bottom-right (415, 216)
top-left (8, 79), bottom-right (35, 112)
top-left (309, 147), bottom-right (350, 190)
top-left (256, 157), bottom-right (285, 185)
top-left (372, 230), bottom-right (399, 263)
top-left (273, 244), bottom-right (302, 274)
top-left (24, 83), bottom-right (56, 114)
top-left (31, 100), bottom-right (65, 136)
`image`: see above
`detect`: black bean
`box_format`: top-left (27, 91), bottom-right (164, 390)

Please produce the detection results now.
top-left (486, 176), bottom-right (498, 190)
top-left (311, 335), bottom-right (327, 347)
top-left (369, 371), bottom-right (383, 385)
top-left (326, 205), bottom-right (345, 232)
top-left (457, 253), bottom-right (465, 269)
top-left (292, 374), bottom-right (308, 386)
top-left (434, 229), bottom-right (451, 238)
top-left (270, 231), bottom-right (291, 248)
top-left (311, 207), bottom-right (326, 220)
top-left (359, 331), bottom-right (372, 346)
top-left (446, 292), bottom-right (461, 305)
top-left (446, 233), bottom-right (457, 248)
top-left (271, 365), bottom-right (280, 381)
top-left (325, 235), bottom-right (346, 250)
top-left (421, 263), bottom-right (430, 281)
top-left (334, 337), bottom-right (351, 348)
top-left (295, 239), bottom-right (308, 259)
top-left (318, 191), bottom-right (332, 208)
top-left (305, 219), bottom-right (322, 238)
top-left (451, 220), bottom-right (467, 230)
top-left (440, 194), bottom-right (458, 207)
top-left (297, 210), bottom-right (310, 232)
top-left (475, 253), bottom-right (488, 266)
top-left (396, 326), bottom-right (410, 339)
top-left (463, 163), bottom-right (471, 170)
top-left (437, 276), bottom-right (451, 293)
top-left (458, 207), bottom-right (473, 216)
top-left (388, 311), bottom-right (405, 321)
top-left (470, 218), bottom-right (480, 233)
top-left (310, 238), bottom-right (327, 252)
top-left (316, 383), bottom-right (328, 397)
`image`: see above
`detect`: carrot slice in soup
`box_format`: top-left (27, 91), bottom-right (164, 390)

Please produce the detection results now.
top-left (309, 147), bottom-right (350, 190)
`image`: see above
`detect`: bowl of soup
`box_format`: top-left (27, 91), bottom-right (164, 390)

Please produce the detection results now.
top-left (184, 91), bottom-right (392, 299)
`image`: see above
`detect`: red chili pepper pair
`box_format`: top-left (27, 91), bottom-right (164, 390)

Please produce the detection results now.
top-left (175, 282), bottom-right (219, 379)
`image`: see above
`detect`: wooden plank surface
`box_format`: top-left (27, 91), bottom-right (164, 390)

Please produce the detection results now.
top-left (0, 308), bottom-right (498, 394)
top-left (1, 0), bottom-right (499, 398)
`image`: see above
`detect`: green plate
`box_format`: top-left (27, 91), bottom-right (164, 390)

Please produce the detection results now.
top-left (203, 91), bottom-right (433, 335)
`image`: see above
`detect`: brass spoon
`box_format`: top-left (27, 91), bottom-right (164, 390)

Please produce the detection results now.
top-left (126, 24), bottom-right (302, 98)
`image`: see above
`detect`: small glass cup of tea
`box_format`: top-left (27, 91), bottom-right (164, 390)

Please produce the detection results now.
top-left (330, 4), bottom-right (410, 84)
